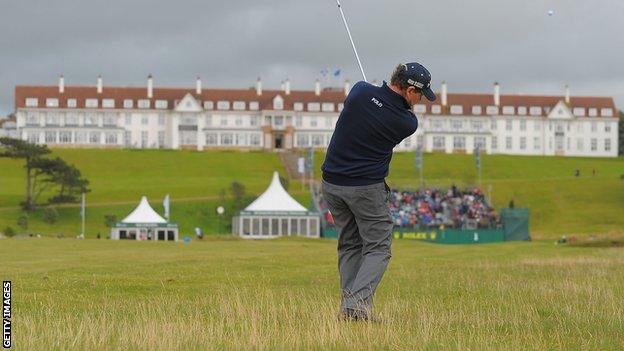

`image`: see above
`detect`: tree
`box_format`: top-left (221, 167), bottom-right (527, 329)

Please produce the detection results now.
top-left (45, 157), bottom-right (90, 204)
top-left (104, 214), bottom-right (117, 228)
top-left (43, 207), bottom-right (59, 224)
top-left (0, 137), bottom-right (51, 210)
top-left (16, 214), bottom-right (28, 232)
top-left (230, 181), bottom-right (246, 204)
top-left (279, 175), bottom-right (290, 191)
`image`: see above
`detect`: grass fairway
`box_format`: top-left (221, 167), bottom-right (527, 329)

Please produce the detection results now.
top-left (2, 237), bottom-right (623, 350)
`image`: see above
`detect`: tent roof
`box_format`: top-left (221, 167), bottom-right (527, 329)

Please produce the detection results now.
top-left (244, 172), bottom-right (307, 212)
top-left (121, 196), bottom-right (167, 224)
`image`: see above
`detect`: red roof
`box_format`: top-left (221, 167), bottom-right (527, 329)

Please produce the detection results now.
top-left (14, 85), bottom-right (617, 117)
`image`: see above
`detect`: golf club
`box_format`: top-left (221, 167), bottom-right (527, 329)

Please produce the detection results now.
top-left (335, 0), bottom-right (367, 82)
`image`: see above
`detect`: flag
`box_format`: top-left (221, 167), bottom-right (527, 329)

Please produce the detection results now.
top-left (333, 68), bottom-right (341, 77)
top-left (414, 147), bottom-right (422, 171)
top-left (474, 147), bottom-right (481, 170)
top-left (297, 157), bottom-right (305, 174)
top-left (80, 193), bottom-right (85, 219)
top-left (163, 194), bottom-right (170, 220)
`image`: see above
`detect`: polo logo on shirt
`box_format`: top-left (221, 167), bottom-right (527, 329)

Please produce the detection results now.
top-left (371, 97), bottom-right (383, 108)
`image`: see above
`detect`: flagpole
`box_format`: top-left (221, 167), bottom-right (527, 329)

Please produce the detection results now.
top-left (81, 192), bottom-right (85, 237)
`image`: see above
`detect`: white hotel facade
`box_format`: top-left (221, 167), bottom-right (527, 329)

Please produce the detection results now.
top-left (14, 75), bottom-right (619, 157)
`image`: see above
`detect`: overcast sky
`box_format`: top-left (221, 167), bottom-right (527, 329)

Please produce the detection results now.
top-left (1, 0), bottom-right (623, 116)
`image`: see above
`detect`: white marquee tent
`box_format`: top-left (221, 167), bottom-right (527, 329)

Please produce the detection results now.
top-left (233, 172), bottom-right (320, 238)
top-left (111, 196), bottom-right (179, 241)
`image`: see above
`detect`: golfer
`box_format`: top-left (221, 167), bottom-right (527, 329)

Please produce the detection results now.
top-left (321, 62), bottom-right (436, 321)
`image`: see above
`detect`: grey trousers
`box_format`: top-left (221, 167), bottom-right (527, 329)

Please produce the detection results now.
top-left (322, 180), bottom-right (393, 313)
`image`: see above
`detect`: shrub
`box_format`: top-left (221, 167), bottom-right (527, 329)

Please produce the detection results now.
top-left (43, 207), bottom-right (59, 224)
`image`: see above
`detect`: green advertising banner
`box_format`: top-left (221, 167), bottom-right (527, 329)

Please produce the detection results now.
top-left (393, 227), bottom-right (506, 244)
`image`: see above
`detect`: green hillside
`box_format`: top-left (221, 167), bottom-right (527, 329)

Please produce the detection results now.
top-left (1, 148), bottom-right (623, 239)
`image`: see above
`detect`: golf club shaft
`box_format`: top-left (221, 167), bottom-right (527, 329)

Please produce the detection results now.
top-left (335, 0), bottom-right (367, 82)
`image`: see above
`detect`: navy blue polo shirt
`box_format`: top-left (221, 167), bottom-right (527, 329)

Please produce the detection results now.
top-left (321, 81), bottom-right (419, 186)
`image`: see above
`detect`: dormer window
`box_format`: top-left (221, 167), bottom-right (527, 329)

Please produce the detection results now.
top-left (249, 101), bottom-right (259, 110)
top-left (307, 102), bottom-right (320, 112)
top-left (431, 105), bottom-right (441, 114)
top-left (67, 99), bottom-right (77, 108)
top-left (25, 98), bottom-right (39, 107)
top-left (414, 104), bottom-right (426, 113)
top-left (46, 98), bottom-right (59, 107)
top-left (217, 100), bottom-right (230, 110)
top-left (588, 108), bottom-right (597, 117)
top-left (573, 107), bottom-right (585, 116)
top-left (123, 99), bottom-right (134, 109)
top-left (321, 103), bottom-right (334, 112)
top-left (517, 106), bottom-right (527, 115)
top-left (85, 99), bottom-right (99, 108)
top-left (450, 105), bottom-right (463, 115)
top-left (203, 101), bottom-right (214, 110)
top-left (102, 99), bottom-right (115, 108)
top-left (529, 106), bottom-right (542, 116)
top-left (471, 106), bottom-right (482, 115)
top-left (337, 103), bottom-right (344, 112)
top-left (155, 100), bottom-right (168, 109)
top-left (600, 108), bottom-right (613, 117)
top-left (486, 106), bottom-right (499, 115)
top-left (272, 96), bottom-right (283, 110)
top-left (138, 99), bottom-right (150, 109)
top-left (502, 106), bottom-right (514, 115)
top-left (233, 101), bottom-right (246, 110)
top-left (294, 102), bottom-right (304, 111)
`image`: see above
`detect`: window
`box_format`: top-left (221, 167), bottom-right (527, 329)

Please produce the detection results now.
top-left (520, 120), bottom-right (526, 131)
top-left (601, 108), bottom-right (613, 117)
top-left (534, 121), bottom-right (541, 131)
top-left (124, 131), bottom-right (131, 146)
top-left (338, 103), bottom-right (344, 111)
top-left (505, 120), bottom-right (512, 131)
top-left (321, 103), bottom-right (334, 112)
top-left (605, 124), bottom-right (611, 132)
top-left (451, 120), bottom-right (463, 131)
top-left (506, 136), bottom-right (512, 150)
top-left (138, 100), bottom-right (150, 109)
top-left (67, 99), bottom-right (77, 108)
top-left (140, 131), bottom-right (149, 148)
top-left (576, 138), bottom-right (583, 151)
top-left (102, 99), bottom-right (115, 108)
top-left (588, 108), bottom-right (597, 117)
top-left (220, 115), bottom-right (227, 126)
top-left (450, 105), bottom-right (463, 115)
top-left (312, 134), bottom-right (324, 146)
top-left (204, 115), bottom-right (212, 126)
top-left (85, 99), bottom-right (98, 108)
top-left (124, 114), bottom-right (132, 125)
top-left (534, 137), bottom-right (541, 150)
top-left (431, 105), bottom-right (441, 114)
top-left (233, 101), bottom-right (246, 110)
top-left (453, 136), bottom-right (465, 150)
top-left (76, 131), bottom-right (87, 144)
top-left (529, 106), bottom-right (542, 116)
top-left (296, 134), bottom-right (310, 147)
top-left (27, 132), bottom-right (39, 143)
top-left (573, 107), bottom-right (585, 116)
top-left (158, 131), bottom-right (165, 147)
top-left (520, 137), bottom-right (526, 150)
top-left (103, 114), bottom-right (116, 126)
top-left (25, 98), bottom-right (39, 107)
top-left (181, 116), bottom-right (196, 126)
top-left (123, 99), bottom-right (134, 109)
top-left (250, 133), bottom-right (261, 146)
top-left (89, 132), bottom-right (100, 144)
top-left (295, 116), bottom-right (302, 127)
top-left (235, 116), bottom-right (243, 126)
top-left (307, 103), bottom-right (320, 112)
top-left (486, 106), bottom-right (499, 115)
top-left (324, 116), bottom-right (332, 128)
top-left (403, 137), bottom-right (411, 148)
top-left (233, 133), bottom-right (246, 146)
top-left (85, 113), bottom-right (98, 126)
top-left (492, 137), bottom-right (498, 150)
top-left (46, 98), bottom-right (59, 107)
top-left (249, 101), bottom-right (259, 110)
top-left (141, 116), bottom-right (148, 125)
top-left (217, 101), bottom-right (230, 110)
top-left (491, 120), bottom-right (497, 130)
top-left (591, 122), bottom-right (597, 132)
top-left (605, 138), bottom-right (611, 152)
top-left (45, 131), bottom-right (57, 143)
top-left (59, 131), bottom-right (72, 143)
top-left (180, 131), bottom-right (197, 145)
top-left (105, 132), bottom-right (117, 144)
top-left (502, 106), bottom-right (514, 115)
top-left (46, 113), bottom-right (60, 125)
top-left (590, 138), bottom-right (597, 151)
top-left (220, 133), bottom-right (233, 145)
top-left (250, 116), bottom-right (259, 127)
top-left (471, 106), bottom-right (482, 115)
top-left (474, 137), bottom-right (486, 149)
top-left (471, 120), bottom-right (483, 131)
top-left (414, 104), bottom-right (426, 113)
top-left (155, 100), bottom-right (168, 109)
top-left (26, 113), bottom-right (39, 126)
top-left (66, 113), bottom-right (79, 126)
top-left (294, 102), bottom-right (304, 111)
top-left (310, 117), bottom-right (318, 127)
top-left (433, 136), bottom-right (445, 149)
top-left (203, 101), bottom-right (214, 110)
top-left (204, 133), bottom-right (217, 146)
top-left (158, 114), bottom-right (166, 126)
top-left (517, 106), bottom-right (527, 115)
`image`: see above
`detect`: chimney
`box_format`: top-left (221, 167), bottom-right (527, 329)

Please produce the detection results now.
top-left (494, 82), bottom-right (500, 106)
top-left (315, 79), bottom-right (321, 96)
top-left (196, 76), bottom-right (202, 95)
top-left (59, 75), bottom-right (65, 94)
top-left (285, 78), bottom-right (291, 95)
top-left (344, 79), bottom-right (351, 96)
top-left (97, 75), bottom-right (103, 94)
top-left (441, 81), bottom-right (448, 107)
top-left (147, 74), bottom-right (153, 98)
top-left (256, 77), bottom-right (262, 96)
top-left (565, 84), bottom-right (570, 104)
top-left (280, 80), bottom-right (285, 92)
